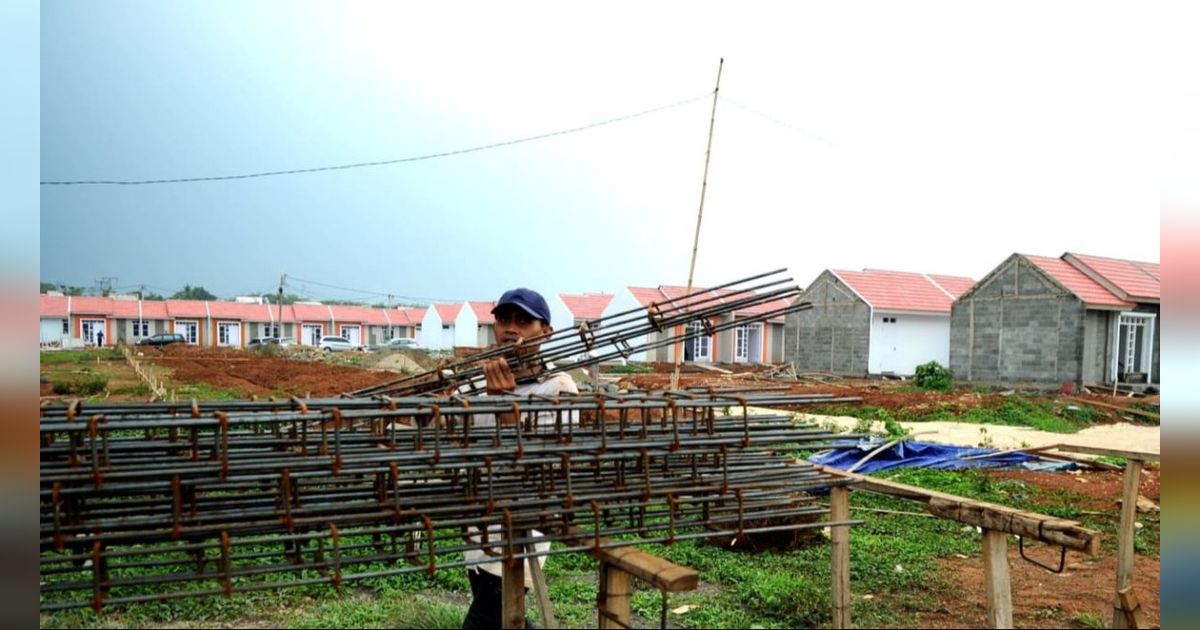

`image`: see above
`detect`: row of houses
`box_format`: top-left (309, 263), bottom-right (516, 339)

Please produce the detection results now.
top-left (38, 286), bottom-right (791, 364)
top-left (785, 251), bottom-right (1160, 388)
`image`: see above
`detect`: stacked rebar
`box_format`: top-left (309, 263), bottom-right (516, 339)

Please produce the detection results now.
top-left (351, 268), bottom-right (811, 397)
top-left (40, 390), bottom-right (859, 611)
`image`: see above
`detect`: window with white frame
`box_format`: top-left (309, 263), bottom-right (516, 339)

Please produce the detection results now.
top-left (62, 319), bottom-right (69, 334)
top-left (735, 325), bottom-right (750, 361)
top-left (264, 323), bottom-right (279, 338)
top-left (133, 321), bottom-right (149, 337)
top-left (687, 321), bottom-right (710, 360)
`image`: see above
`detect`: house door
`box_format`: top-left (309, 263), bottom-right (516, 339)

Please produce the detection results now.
top-left (81, 319), bottom-right (106, 346)
top-left (687, 321), bottom-right (711, 362)
top-left (747, 324), bottom-right (764, 363)
top-left (1114, 313), bottom-right (1156, 383)
top-left (878, 316), bottom-right (898, 373)
top-left (302, 324), bottom-right (322, 346)
top-left (340, 325), bottom-right (361, 346)
top-left (174, 321), bottom-right (199, 345)
top-left (218, 322), bottom-right (241, 347)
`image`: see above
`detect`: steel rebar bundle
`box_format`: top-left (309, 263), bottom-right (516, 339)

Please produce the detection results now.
top-left (351, 268), bottom-right (811, 397)
top-left (40, 390), bottom-right (861, 612)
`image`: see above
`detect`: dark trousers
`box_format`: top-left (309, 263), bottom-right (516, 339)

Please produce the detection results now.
top-left (462, 569), bottom-right (535, 630)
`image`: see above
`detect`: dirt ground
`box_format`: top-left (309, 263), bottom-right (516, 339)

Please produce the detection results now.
top-left (917, 467), bottom-right (1161, 629)
top-left (134, 344), bottom-right (401, 397)
top-left (614, 369), bottom-right (1159, 423)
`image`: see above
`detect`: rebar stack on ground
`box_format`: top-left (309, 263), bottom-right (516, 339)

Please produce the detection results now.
top-left (40, 389), bottom-right (861, 611)
top-left (352, 268), bottom-right (811, 397)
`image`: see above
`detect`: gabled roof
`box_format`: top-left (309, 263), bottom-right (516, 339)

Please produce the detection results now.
top-left (1063, 252), bottom-right (1160, 302)
top-left (433, 303), bottom-right (463, 323)
top-left (327, 305), bottom-right (370, 324)
top-left (69, 296), bottom-right (115, 315)
top-left (926, 274), bottom-right (976, 299)
top-left (208, 301), bottom-right (275, 322)
top-left (1024, 255), bottom-right (1134, 308)
top-left (110, 299), bottom-right (169, 319)
top-left (468, 301), bottom-right (496, 325)
top-left (627, 285), bottom-right (787, 323)
top-left (40, 295), bottom-right (68, 318)
top-left (393, 307), bottom-right (426, 327)
top-left (830, 269), bottom-right (974, 314)
top-left (291, 303), bottom-right (332, 321)
top-left (559, 293), bottom-right (614, 322)
top-left (165, 299), bottom-right (209, 318)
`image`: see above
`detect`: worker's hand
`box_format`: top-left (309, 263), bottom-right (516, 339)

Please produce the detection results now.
top-left (483, 358), bottom-right (517, 394)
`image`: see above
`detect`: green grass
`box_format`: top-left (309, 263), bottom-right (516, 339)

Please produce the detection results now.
top-left (811, 395), bottom-right (1092, 434)
top-left (173, 382), bottom-right (242, 400)
top-left (38, 468), bottom-right (1156, 629)
top-left (41, 348), bottom-right (124, 364)
top-left (602, 363), bottom-right (654, 374)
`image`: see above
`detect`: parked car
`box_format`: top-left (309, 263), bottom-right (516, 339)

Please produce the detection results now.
top-left (384, 337), bottom-right (421, 351)
top-left (249, 336), bottom-right (298, 348)
top-left (318, 336), bottom-right (360, 352)
top-left (136, 333), bottom-right (186, 347)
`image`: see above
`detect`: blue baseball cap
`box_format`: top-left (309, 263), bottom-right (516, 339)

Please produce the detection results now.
top-left (492, 288), bottom-right (552, 325)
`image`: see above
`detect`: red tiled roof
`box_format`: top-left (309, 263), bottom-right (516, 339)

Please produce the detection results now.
top-left (559, 293), bottom-right (614, 321)
top-left (434, 303), bottom-right (463, 323)
top-left (832, 269), bottom-right (970, 314)
top-left (69, 296), bottom-right (114, 315)
top-left (326, 305), bottom-right (370, 324)
top-left (1065, 253), bottom-right (1160, 301)
top-left (927, 274), bottom-right (977, 299)
top-left (40, 295), bottom-right (68, 318)
top-left (291, 303), bottom-right (332, 321)
top-left (627, 286), bottom-right (787, 323)
top-left (165, 299), bottom-right (208, 318)
top-left (468, 301), bottom-right (496, 325)
top-left (392, 307), bottom-right (425, 327)
top-left (1025, 256), bottom-right (1133, 308)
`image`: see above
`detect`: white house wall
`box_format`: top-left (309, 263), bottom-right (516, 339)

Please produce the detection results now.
top-left (868, 312), bottom-right (951, 376)
top-left (454, 302), bottom-right (479, 348)
top-left (418, 306), bottom-right (444, 350)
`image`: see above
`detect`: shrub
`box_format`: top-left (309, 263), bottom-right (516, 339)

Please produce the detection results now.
top-left (914, 360), bottom-right (953, 391)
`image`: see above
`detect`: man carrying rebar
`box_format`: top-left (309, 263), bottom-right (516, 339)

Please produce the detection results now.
top-left (461, 288), bottom-right (577, 630)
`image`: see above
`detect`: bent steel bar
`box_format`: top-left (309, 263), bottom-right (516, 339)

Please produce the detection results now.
top-left (39, 389), bottom-right (860, 611)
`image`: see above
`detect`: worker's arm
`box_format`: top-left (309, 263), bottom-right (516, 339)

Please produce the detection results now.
top-left (482, 358), bottom-right (518, 425)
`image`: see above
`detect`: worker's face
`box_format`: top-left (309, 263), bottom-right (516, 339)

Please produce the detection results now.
top-left (493, 305), bottom-right (551, 358)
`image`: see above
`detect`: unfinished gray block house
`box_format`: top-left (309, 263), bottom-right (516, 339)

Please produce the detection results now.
top-left (784, 269), bottom-right (974, 376)
top-left (949, 252), bottom-right (1160, 388)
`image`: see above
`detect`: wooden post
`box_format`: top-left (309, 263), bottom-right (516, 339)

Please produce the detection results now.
top-left (528, 550), bottom-right (557, 629)
top-left (501, 552), bottom-right (527, 630)
top-left (982, 529), bottom-right (1013, 629)
top-left (598, 561), bottom-right (632, 629)
top-left (830, 486), bottom-right (852, 629)
top-left (1112, 459), bottom-right (1144, 629)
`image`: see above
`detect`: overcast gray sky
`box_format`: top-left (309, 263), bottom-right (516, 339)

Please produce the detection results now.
top-left (40, 1), bottom-right (1164, 303)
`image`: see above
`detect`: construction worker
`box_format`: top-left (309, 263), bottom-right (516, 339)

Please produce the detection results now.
top-left (461, 288), bottom-right (577, 630)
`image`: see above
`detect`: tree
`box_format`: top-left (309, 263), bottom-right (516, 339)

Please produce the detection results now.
top-left (171, 285), bottom-right (218, 301)
top-left (41, 283), bottom-right (85, 295)
top-left (143, 292), bottom-right (166, 301)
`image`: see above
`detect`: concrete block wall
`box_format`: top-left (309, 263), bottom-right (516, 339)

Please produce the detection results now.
top-left (950, 255), bottom-right (1087, 385)
top-left (785, 271), bottom-right (871, 375)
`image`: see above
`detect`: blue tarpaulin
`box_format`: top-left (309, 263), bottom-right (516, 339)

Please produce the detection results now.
top-left (808, 438), bottom-right (1079, 474)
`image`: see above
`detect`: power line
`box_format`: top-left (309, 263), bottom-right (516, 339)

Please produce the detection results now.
top-left (284, 275), bottom-right (467, 305)
top-left (41, 92), bottom-right (712, 186)
top-left (724, 98), bottom-right (840, 147)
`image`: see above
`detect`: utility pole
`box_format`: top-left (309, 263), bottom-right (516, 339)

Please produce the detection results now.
top-left (671, 58), bottom-right (723, 391)
top-left (277, 274), bottom-right (286, 339)
top-left (138, 284), bottom-right (144, 338)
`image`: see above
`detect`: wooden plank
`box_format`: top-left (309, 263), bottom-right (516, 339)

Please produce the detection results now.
top-left (598, 562), bottom-right (632, 630)
top-left (528, 552), bottom-right (557, 629)
top-left (927, 497), bottom-right (1099, 554)
top-left (830, 486), bottom-right (852, 629)
top-left (1117, 586), bottom-right (1146, 629)
top-left (1063, 396), bottom-right (1159, 420)
top-left (501, 554), bottom-right (526, 630)
top-left (1112, 459), bottom-right (1144, 629)
top-left (982, 529), bottom-right (1013, 629)
top-left (820, 466), bottom-right (1101, 553)
top-left (565, 529), bottom-right (699, 592)
top-left (1049, 443), bottom-right (1159, 462)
